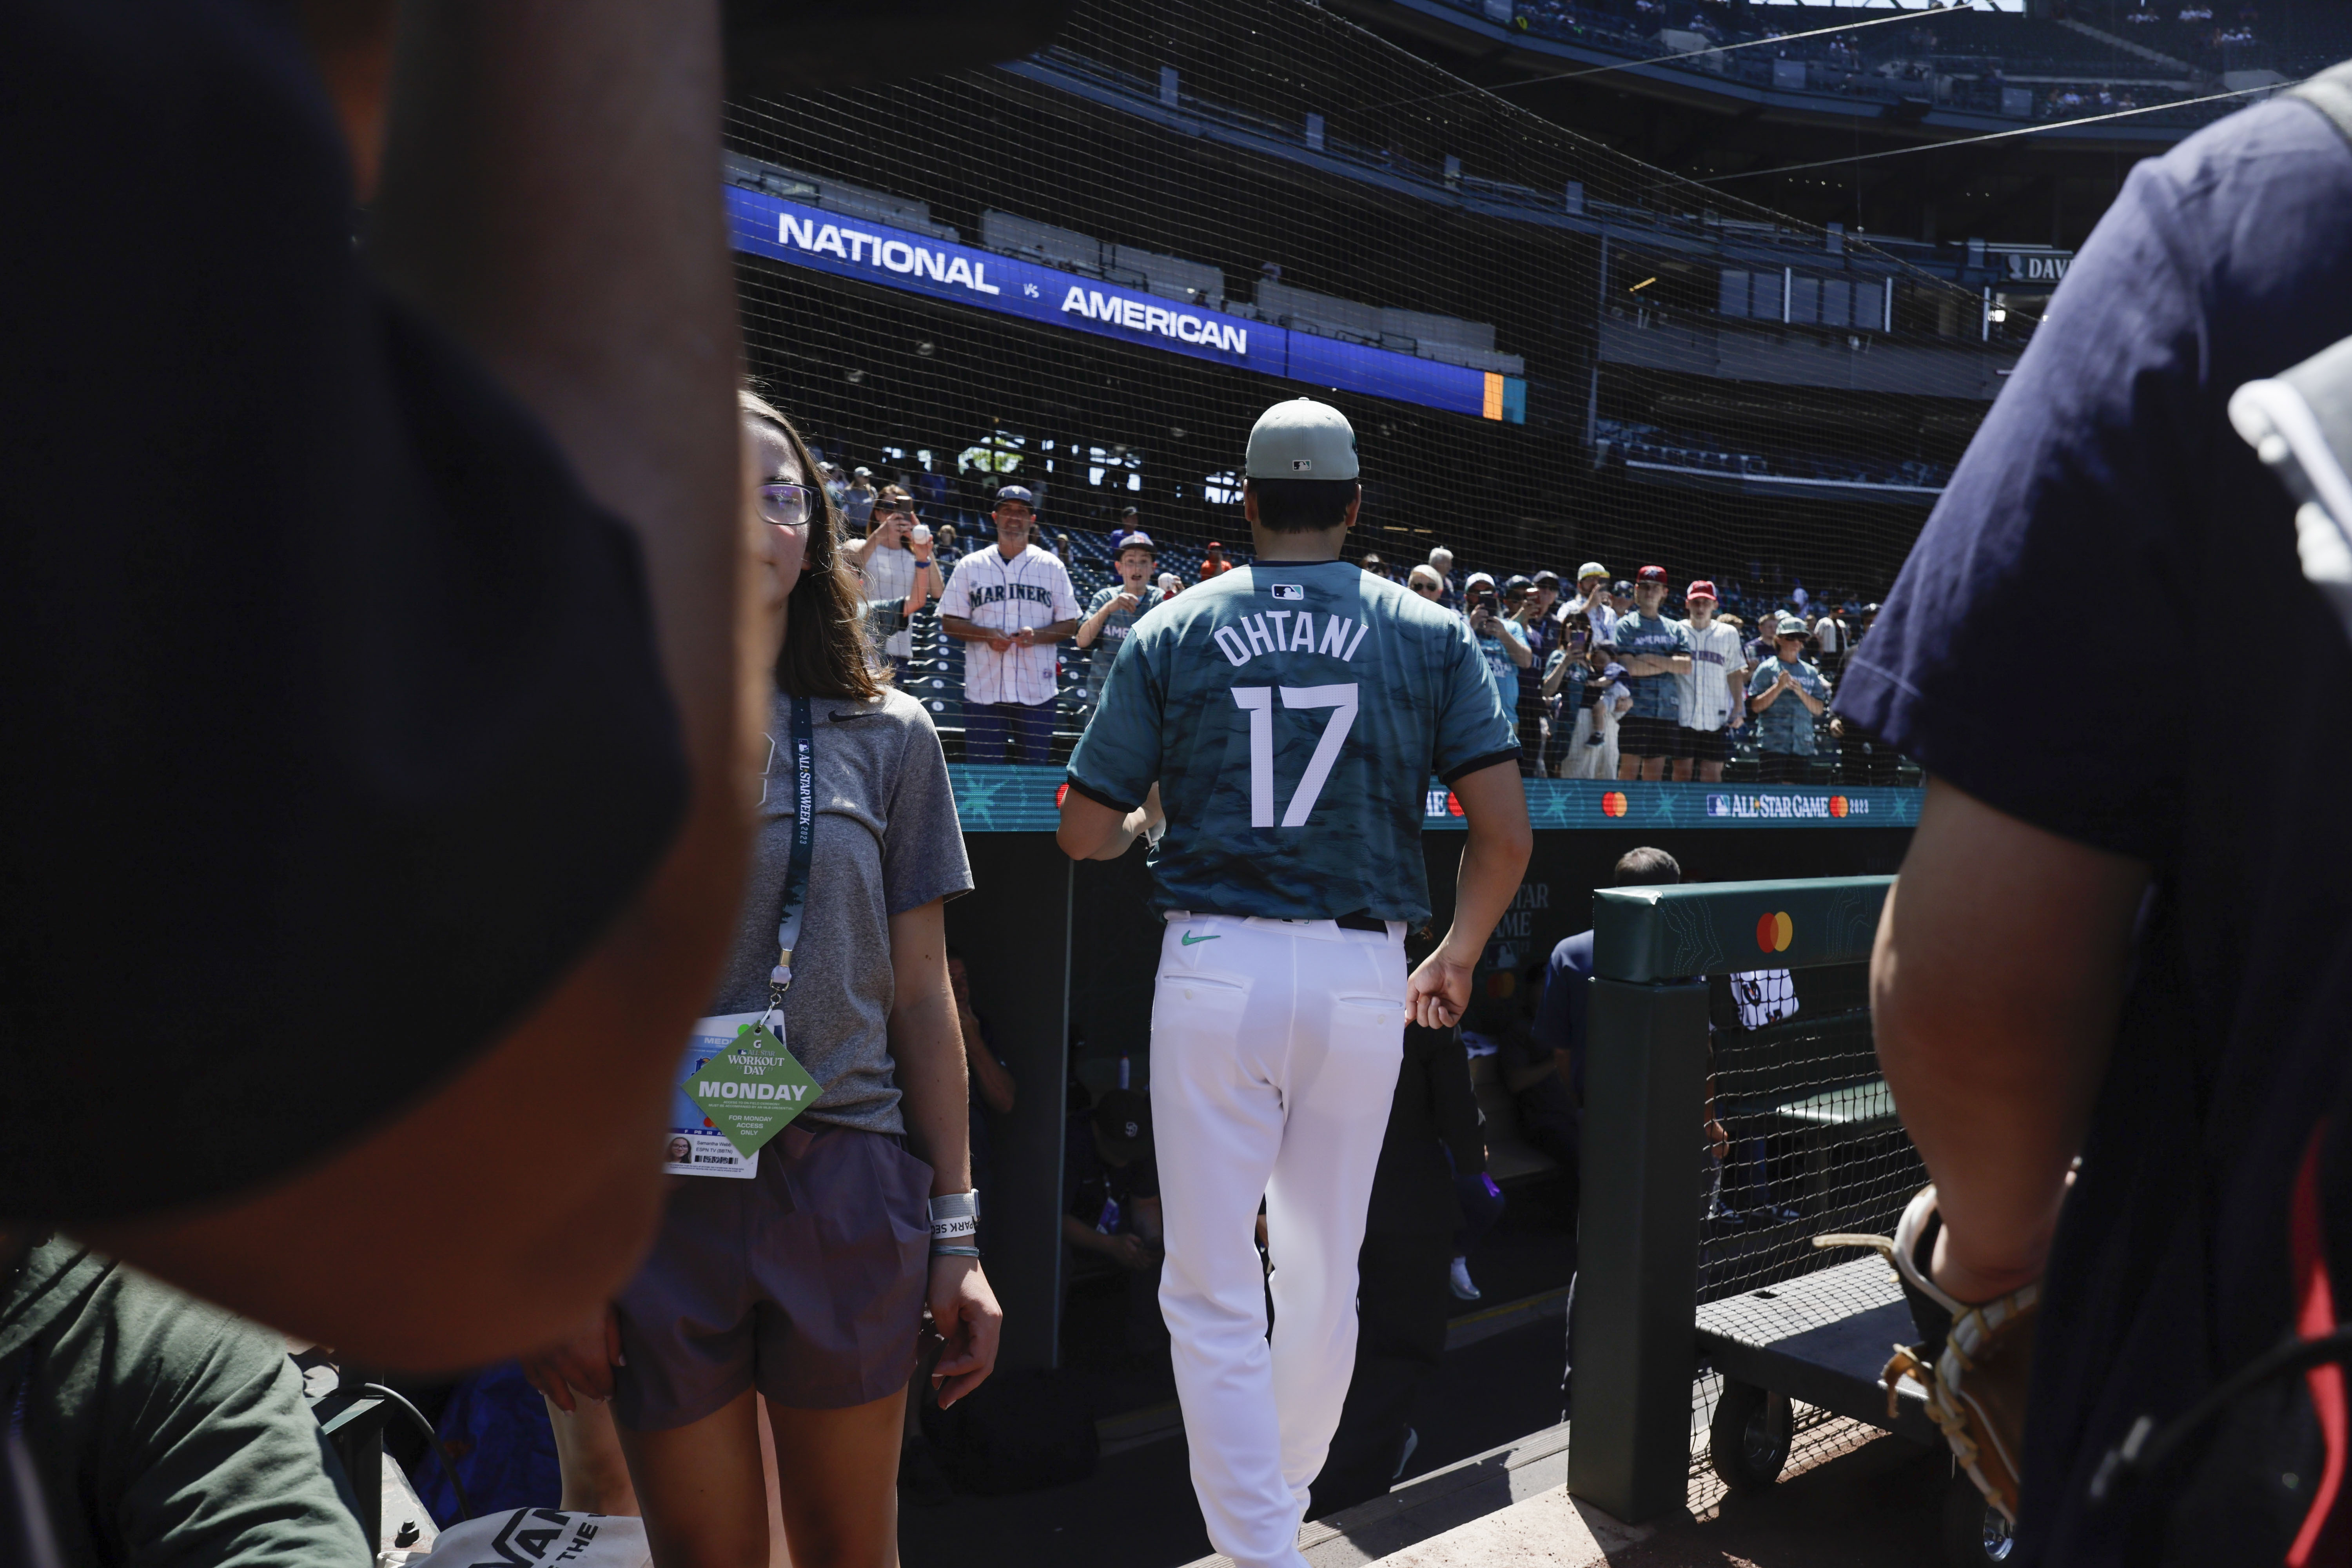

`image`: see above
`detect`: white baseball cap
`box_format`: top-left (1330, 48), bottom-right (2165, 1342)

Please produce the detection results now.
top-left (1244, 398), bottom-right (1360, 481)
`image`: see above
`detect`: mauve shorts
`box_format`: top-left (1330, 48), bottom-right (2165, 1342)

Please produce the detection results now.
top-left (610, 1124), bottom-right (933, 1430)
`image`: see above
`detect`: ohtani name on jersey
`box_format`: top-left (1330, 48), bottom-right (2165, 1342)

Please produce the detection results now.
top-left (967, 582), bottom-right (1058, 608)
top-left (1211, 611), bottom-right (1371, 668)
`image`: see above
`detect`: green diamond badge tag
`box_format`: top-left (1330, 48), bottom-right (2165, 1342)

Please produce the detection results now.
top-left (683, 1021), bottom-right (822, 1157)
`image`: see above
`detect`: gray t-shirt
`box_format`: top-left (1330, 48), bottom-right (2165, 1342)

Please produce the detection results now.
top-left (710, 687), bottom-right (973, 1134)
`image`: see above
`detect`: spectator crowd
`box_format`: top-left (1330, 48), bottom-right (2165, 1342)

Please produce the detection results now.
top-left (829, 477), bottom-right (1905, 785)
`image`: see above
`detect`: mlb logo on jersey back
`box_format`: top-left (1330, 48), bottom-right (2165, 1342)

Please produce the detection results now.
top-left (1270, 584), bottom-right (1304, 601)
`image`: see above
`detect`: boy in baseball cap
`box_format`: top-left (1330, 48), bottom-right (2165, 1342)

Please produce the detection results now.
top-left (1074, 530), bottom-right (1167, 713)
top-left (1671, 579), bottom-right (1745, 783)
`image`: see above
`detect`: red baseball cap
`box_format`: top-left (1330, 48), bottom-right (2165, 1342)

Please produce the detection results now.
top-left (1686, 579), bottom-right (1718, 601)
top-left (1636, 565), bottom-right (1667, 584)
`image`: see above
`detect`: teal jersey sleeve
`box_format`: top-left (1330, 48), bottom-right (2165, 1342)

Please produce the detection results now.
top-left (1065, 562), bottom-right (1523, 922)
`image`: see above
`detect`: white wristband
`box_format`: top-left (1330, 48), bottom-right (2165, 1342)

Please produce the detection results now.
top-left (929, 1190), bottom-right (980, 1242)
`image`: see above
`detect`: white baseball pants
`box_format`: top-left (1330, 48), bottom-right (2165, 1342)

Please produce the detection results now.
top-left (1151, 912), bottom-right (1408, 1568)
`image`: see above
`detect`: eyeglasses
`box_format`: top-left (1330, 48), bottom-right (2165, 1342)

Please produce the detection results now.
top-left (757, 483), bottom-right (817, 528)
top-left (1409, 580), bottom-right (1440, 595)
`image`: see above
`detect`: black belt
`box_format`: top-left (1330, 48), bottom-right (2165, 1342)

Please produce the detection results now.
top-left (1334, 910), bottom-right (1388, 933)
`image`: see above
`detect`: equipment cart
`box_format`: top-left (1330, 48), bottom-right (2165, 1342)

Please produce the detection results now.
top-left (1564, 876), bottom-right (2011, 1567)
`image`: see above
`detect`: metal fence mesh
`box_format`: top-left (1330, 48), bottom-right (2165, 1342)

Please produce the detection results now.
top-left (1684, 962), bottom-right (1925, 1504)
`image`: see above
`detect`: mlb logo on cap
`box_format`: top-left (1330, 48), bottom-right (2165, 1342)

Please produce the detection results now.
top-left (1245, 397), bottom-right (1361, 481)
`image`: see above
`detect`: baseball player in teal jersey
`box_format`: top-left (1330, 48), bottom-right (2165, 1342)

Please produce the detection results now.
top-left (1057, 399), bottom-right (1533, 1568)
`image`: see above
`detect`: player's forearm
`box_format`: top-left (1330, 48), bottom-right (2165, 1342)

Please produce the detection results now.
top-left (1056, 785), bottom-right (1158, 861)
top-left (1030, 618), bottom-right (1081, 645)
top-left (1872, 778), bottom-right (2148, 1300)
top-left (940, 616), bottom-right (994, 642)
top-left (369, 0), bottom-right (741, 780)
top-left (1438, 762), bottom-right (1533, 966)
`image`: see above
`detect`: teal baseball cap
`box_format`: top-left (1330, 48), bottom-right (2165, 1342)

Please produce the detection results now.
top-left (1244, 397), bottom-right (1360, 481)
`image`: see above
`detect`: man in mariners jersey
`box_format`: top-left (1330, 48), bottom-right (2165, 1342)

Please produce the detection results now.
top-left (938, 484), bottom-right (1081, 763)
top-left (1056, 399), bottom-right (1533, 1568)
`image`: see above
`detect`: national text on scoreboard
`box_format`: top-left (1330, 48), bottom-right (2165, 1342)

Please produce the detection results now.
top-left (726, 186), bottom-right (1526, 425)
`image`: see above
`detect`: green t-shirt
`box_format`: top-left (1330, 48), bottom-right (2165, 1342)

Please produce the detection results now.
top-left (1065, 560), bottom-right (1519, 922)
top-left (0, 1241), bottom-right (372, 1568)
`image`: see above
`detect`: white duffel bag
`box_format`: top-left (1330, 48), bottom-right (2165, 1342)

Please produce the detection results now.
top-left (412, 1509), bottom-right (649, 1568)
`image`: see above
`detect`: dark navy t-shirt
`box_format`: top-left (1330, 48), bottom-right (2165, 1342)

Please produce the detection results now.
top-left (1840, 95), bottom-right (2352, 1563)
top-left (0, 2), bottom-right (688, 1221)
top-left (1531, 929), bottom-right (1595, 1104)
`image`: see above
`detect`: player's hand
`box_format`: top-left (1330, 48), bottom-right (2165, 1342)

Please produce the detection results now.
top-left (928, 1255), bottom-right (1002, 1408)
top-left (987, 634), bottom-right (1013, 653)
top-left (518, 1306), bottom-right (622, 1412)
top-left (1113, 592), bottom-right (1140, 613)
top-left (1014, 626), bottom-right (1036, 648)
top-left (1103, 1234), bottom-right (1151, 1270)
top-left (1405, 950), bottom-right (1477, 1030)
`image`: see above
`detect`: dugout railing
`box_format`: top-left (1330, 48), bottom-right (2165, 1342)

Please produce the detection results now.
top-left (1566, 874), bottom-right (1935, 1523)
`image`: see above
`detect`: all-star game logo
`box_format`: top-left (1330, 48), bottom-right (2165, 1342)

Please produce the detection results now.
top-left (1707, 791), bottom-right (1870, 821)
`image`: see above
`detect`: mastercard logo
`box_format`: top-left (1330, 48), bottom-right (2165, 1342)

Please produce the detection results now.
top-left (1486, 971), bottom-right (1516, 998)
top-left (1601, 790), bottom-right (1629, 818)
top-left (1055, 781), bottom-right (1070, 808)
top-left (1755, 911), bottom-right (1794, 953)
top-left (1829, 795), bottom-right (1849, 818)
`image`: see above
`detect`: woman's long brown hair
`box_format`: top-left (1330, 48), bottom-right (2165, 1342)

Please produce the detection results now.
top-left (743, 390), bottom-right (880, 702)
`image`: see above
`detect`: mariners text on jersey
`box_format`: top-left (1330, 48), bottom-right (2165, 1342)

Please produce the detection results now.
top-left (1065, 561), bottom-right (1520, 924)
top-left (964, 580), bottom-right (1062, 609)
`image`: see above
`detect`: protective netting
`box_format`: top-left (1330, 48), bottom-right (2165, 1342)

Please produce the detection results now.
top-left (724, 0), bottom-right (2014, 759)
top-left (1686, 962), bottom-right (1927, 1501)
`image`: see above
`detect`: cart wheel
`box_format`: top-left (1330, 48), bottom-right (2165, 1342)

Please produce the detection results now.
top-left (1940, 1468), bottom-right (2015, 1566)
top-left (1708, 1379), bottom-right (1792, 1491)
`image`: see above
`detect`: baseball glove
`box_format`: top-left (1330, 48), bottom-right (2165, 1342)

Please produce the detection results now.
top-left (1817, 1185), bottom-right (2038, 1523)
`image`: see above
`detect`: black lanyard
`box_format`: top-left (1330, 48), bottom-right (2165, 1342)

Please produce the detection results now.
top-left (766, 694), bottom-right (815, 1017)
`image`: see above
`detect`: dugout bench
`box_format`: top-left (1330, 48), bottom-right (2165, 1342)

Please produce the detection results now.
top-left (1564, 876), bottom-right (2010, 1565)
